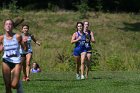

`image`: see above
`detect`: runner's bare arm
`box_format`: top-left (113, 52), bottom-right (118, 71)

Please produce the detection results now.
top-left (90, 31), bottom-right (95, 43)
top-left (31, 34), bottom-right (41, 46)
top-left (71, 33), bottom-right (81, 44)
top-left (0, 35), bottom-right (4, 52)
top-left (16, 34), bottom-right (27, 51)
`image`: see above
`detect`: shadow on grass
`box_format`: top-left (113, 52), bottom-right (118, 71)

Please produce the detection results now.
top-left (112, 81), bottom-right (130, 86)
top-left (119, 22), bottom-right (140, 32)
top-left (0, 83), bottom-right (4, 86)
top-left (92, 76), bottom-right (112, 80)
top-left (32, 76), bottom-right (112, 82)
top-left (33, 78), bottom-right (80, 82)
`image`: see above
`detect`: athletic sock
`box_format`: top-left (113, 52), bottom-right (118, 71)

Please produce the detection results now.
top-left (76, 73), bottom-right (80, 80)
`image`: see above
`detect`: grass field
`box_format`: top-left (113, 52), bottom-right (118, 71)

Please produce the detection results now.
top-left (1, 71), bottom-right (140, 93)
top-left (0, 10), bottom-right (140, 71)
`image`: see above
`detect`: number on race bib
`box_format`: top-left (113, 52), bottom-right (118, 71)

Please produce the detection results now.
top-left (6, 50), bottom-right (17, 57)
top-left (85, 43), bottom-right (89, 48)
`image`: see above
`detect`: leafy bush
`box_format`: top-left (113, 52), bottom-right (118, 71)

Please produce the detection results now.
top-left (8, 0), bottom-right (18, 13)
top-left (95, 0), bottom-right (103, 11)
top-left (55, 46), bottom-right (74, 71)
top-left (90, 48), bottom-right (101, 71)
top-left (48, 3), bottom-right (59, 12)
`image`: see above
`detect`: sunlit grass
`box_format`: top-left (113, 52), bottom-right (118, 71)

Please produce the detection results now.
top-left (0, 10), bottom-right (140, 71)
top-left (1, 71), bottom-right (140, 93)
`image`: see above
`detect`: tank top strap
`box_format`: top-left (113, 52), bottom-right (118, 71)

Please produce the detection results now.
top-left (77, 31), bottom-right (81, 37)
top-left (13, 34), bottom-right (16, 39)
top-left (4, 34), bottom-right (7, 38)
top-left (3, 35), bottom-right (6, 43)
top-left (12, 34), bottom-right (18, 42)
top-left (3, 34), bottom-right (6, 40)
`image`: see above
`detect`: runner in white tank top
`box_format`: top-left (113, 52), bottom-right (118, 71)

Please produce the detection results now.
top-left (0, 19), bottom-right (27, 93)
top-left (3, 34), bottom-right (21, 63)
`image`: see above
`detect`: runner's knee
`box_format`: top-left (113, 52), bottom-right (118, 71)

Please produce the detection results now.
top-left (11, 83), bottom-right (18, 89)
top-left (26, 61), bottom-right (30, 66)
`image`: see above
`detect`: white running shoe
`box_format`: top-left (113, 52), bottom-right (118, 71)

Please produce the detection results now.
top-left (81, 75), bottom-right (85, 80)
top-left (76, 74), bottom-right (80, 80)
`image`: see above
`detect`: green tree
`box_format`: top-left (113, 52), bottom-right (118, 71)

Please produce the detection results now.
top-left (77, 0), bottom-right (89, 19)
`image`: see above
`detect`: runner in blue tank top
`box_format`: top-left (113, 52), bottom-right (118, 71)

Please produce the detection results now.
top-left (71, 22), bottom-right (87, 80)
top-left (20, 24), bottom-right (40, 81)
top-left (0, 19), bottom-right (27, 93)
top-left (74, 31), bottom-right (87, 55)
top-left (84, 21), bottom-right (95, 79)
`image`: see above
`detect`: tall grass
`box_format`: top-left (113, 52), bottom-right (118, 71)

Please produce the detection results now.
top-left (0, 10), bottom-right (140, 71)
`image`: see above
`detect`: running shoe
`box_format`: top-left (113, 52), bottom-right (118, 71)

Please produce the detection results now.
top-left (81, 75), bottom-right (85, 80)
top-left (76, 74), bottom-right (80, 80)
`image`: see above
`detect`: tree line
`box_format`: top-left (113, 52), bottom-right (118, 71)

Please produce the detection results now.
top-left (0, 0), bottom-right (140, 12)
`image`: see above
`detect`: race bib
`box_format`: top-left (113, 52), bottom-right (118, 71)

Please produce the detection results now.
top-left (80, 41), bottom-right (85, 46)
top-left (6, 50), bottom-right (17, 57)
top-left (85, 43), bottom-right (89, 48)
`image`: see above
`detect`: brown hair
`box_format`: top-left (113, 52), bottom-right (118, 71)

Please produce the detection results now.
top-left (22, 24), bottom-right (29, 29)
top-left (4, 19), bottom-right (14, 25)
top-left (33, 62), bottom-right (40, 69)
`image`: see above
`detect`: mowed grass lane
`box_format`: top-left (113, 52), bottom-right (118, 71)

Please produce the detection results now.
top-left (1, 71), bottom-right (140, 93)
